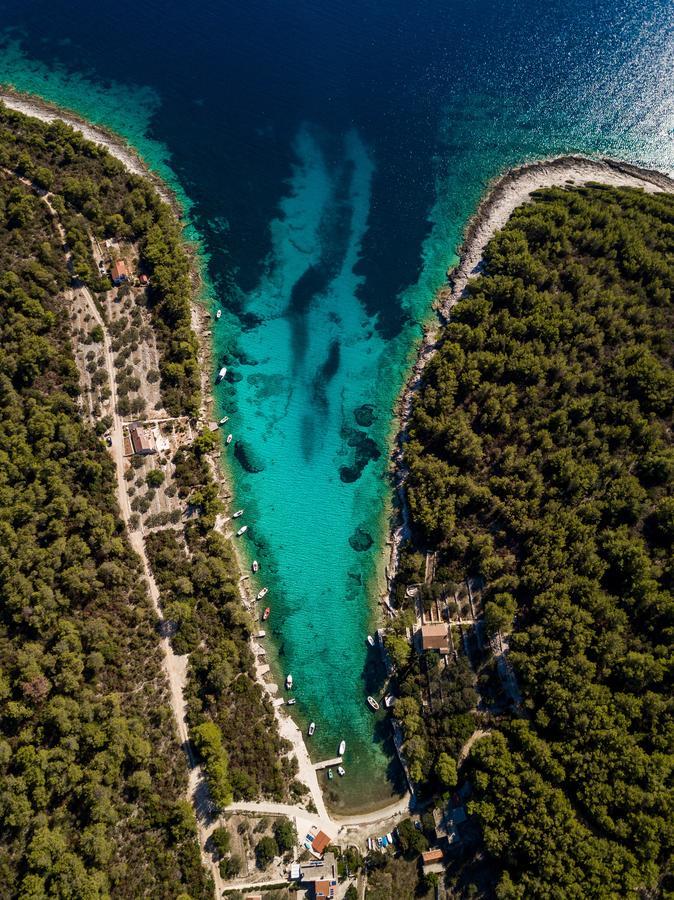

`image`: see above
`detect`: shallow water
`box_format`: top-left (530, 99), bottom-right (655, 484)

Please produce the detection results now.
top-left (1, 0), bottom-right (672, 810)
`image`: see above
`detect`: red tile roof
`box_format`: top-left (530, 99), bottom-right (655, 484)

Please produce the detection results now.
top-left (422, 849), bottom-right (444, 864)
top-left (111, 259), bottom-right (129, 281)
top-left (421, 623), bottom-right (449, 652)
top-left (311, 831), bottom-right (331, 855)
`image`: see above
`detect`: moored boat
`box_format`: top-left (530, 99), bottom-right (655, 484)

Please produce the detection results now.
top-left (338, 740), bottom-right (346, 755)
top-left (285, 673), bottom-right (293, 690)
top-left (236, 525), bottom-right (248, 536)
top-left (219, 416), bottom-right (229, 425)
top-left (287, 698), bottom-right (296, 705)
top-left (216, 366), bottom-right (227, 383)
top-left (308, 722), bottom-right (315, 736)
top-left (232, 509), bottom-right (244, 518)
top-left (384, 694), bottom-right (395, 708)
top-left (328, 768), bottom-right (334, 780)
top-left (367, 696), bottom-right (380, 711)
top-left (367, 634), bottom-right (375, 647)
top-left (337, 766), bottom-right (345, 777)
top-left (252, 560), bottom-right (259, 573)
top-left (256, 587), bottom-right (268, 600)
top-left (262, 607), bottom-right (270, 621)
top-left (226, 433), bottom-right (233, 444)
top-left (216, 309), bottom-right (222, 319)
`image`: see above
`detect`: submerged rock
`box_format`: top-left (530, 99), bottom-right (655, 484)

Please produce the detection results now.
top-left (354, 404), bottom-right (375, 427)
top-left (349, 526), bottom-right (373, 552)
top-left (234, 440), bottom-right (265, 473)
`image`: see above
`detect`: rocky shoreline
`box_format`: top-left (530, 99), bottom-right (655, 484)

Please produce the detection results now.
top-left (386, 154), bottom-right (674, 607)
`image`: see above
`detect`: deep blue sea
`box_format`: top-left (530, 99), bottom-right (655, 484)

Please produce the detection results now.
top-left (1, 0), bottom-right (672, 810)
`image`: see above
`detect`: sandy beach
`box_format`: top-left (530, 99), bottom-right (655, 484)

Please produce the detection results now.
top-left (387, 154), bottom-right (674, 605)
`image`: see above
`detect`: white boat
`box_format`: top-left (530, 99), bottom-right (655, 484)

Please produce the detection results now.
top-left (337, 766), bottom-right (345, 777)
top-left (232, 509), bottom-right (244, 518)
top-left (252, 560), bottom-right (259, 573)
top-left (367, 634), bottom-right (375, 647)
top-left (256, 630), bottom-right (266, 638)
top-left (285, 674), bottom-right (293, 690)
top-left (219, 416), bottom-right (229, 425)
top-left (287, 698), bottom-right (296, 706)
top-left (338, 740), bottom-right (346, 755)
top-left (384, 694), bottom-right (395, 708)
top-left (367, 696), bottom-right (380, 711)
top-left (216, 309), bottom-right (222, 319)
top-left (256, 587), bottom-right (268, 600)
top-left (308, 722), bottom-right (315, 736)
top-left (236, 525), bottom-right (248, 536)
top-left (216, 366), bottom-right (227, 383)
top-left (226, 433), bottom-right (233, 444)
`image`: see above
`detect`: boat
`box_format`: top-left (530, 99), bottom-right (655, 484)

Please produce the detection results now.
top-left (219, 416), bottom-right (229, 425)
top-left (308, 722), bottom-right (315, 736)
top-left (256, 587), bottom-right (268, 600)
top-left (367, 696), bottom-right (380, 711)
top-left (236, 525), bottom-right (248, 536)
top-left (262, 607), bottom-right (270, 621)
top-left (216, 309), bottom-right (222, 319)
top-left (328, 768), bottom-right (334, 780)
top-left (338, 740), bottom-right (346, 755)
top-left (232, 509), bottom-right (244, 518)
top-left (386, 833), bottom-right (394, 844)
top-left (216, 366), bottom-right (227, 383)
top-left (256, 630), bottom-right (266, 638)
top-left (287, 698), bottom-right (296, 705)
top-left (337, 766), bottom-right (345, 777)
top-left (252, 560), bottom-right (259, 573)
top-left (384, 694), bottom-right (395, 708)
top-left (367, 634), bottom-right (375, 647)
top-left (285, 674), bottom-right (293, 690)
top-left (226, 434), bottom-right (233, 444)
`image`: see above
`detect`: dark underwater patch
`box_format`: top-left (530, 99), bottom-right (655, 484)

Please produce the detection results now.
top-left (349, 527), bottom-right (373, 552)
top-left (354, 403), bottom-right (375, 427)
top-left (339, 427), bottom-right (382, 482)
top-left (234, 440), bottom-right (265, 473)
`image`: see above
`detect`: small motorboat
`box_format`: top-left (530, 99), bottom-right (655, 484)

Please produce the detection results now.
top-left (232, 509), bottom-right (244, 518)
top-left (337, 766), bottom-right (345, 777)
top-left (286, 674), bottom-right (293, 690)
top-left (256, 630), bottom-right (266, 638)
top-left (257, 587), bottom-right (268, 600)
top-left (262, 607), bottom-right (270, 621)
top-left (384, 694), bottom-right (395, 708)
top-left (338, 740), bottom-right (346, 756)
top-left (308, 722), bottom-right (315, 736)
top-left (367, 634), bottom-right (375, 647)
top-left (216, 366), bottom-right (227, 383)
top-left (236, 525), bottom-right (248, 536)
top-left (226, 434), bottom-right (233, 445)
top-left (367, 696), bottom-right (380, 711)
top-left (328, 768), bottom-right (334, 780)
top-left (252, 560), bottom-right (259, 573)
top-left (219, 416), bottom-right (229, 425)
top-left (287, 698), bottom-right (296, 706)
top-left (216, 309), bottom-right (222, 319)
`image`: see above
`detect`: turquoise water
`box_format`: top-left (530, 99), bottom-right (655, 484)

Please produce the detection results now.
top-left (1, 0), bottom-right (672, 810)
